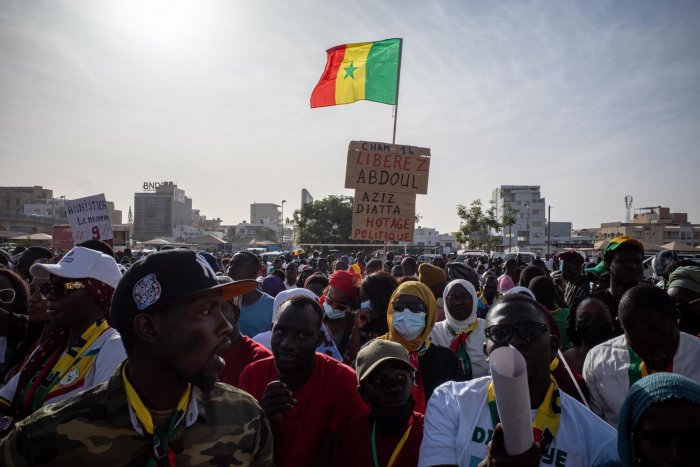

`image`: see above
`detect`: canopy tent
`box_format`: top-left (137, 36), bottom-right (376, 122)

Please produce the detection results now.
top-left (660, 241), bottom-right (698, 253)
top-left (10, 233), bottom-right (52, 241)
top-left (141, 238), bottom-right (172, 246)
top-left (188, 234), bottom-right (227, 245)
top-left (594, 239), bottom-right (664, 253)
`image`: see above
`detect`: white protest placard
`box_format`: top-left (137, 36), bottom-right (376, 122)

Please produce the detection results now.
top-left (65, 194), bottom-right (114, 244)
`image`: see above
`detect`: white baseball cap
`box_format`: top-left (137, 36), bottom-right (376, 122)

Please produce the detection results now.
top-left (30, 246), bottom-right (122, 288)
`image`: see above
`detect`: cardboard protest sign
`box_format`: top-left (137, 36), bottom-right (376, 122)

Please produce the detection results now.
top-left (65, 194), bottom-right (113, 244)
top-left (351, 190), bottom-right (416, 242)
top-left (345, 141), bottom-right (431, 194)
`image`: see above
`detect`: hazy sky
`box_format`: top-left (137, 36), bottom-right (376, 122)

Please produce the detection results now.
top-left (2, 0), bottom-right (699, 233)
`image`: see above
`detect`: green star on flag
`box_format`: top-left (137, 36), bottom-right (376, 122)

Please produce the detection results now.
top-left (343, 61), bottom-right (358, 79)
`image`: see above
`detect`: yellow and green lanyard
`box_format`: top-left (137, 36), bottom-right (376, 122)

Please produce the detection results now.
top-left (627, 346), bottom-right (672, 387)
top-left (487, 376), bottom-right (561, 454)
top-left (122, 365), bottom-right (192, 467)
top-left (371, 414), bottom-right (414, 467)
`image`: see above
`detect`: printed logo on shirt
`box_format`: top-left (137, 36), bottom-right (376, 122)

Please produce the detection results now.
top-left (133, 273), bottom-right (161, 310)
top-left (470, 426), bottom-right (568, 466)
top-left (60, 367), bottom-right (80, 387)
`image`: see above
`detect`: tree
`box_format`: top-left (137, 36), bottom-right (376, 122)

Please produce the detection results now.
top-left (455, 199), bottom-right (503, 251)
top-left (500, 201), bottom-right (518, 250)
top-left (290, 195), bottom-right (361, 245)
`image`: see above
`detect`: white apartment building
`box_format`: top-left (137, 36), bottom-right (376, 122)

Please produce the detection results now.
top-left (491, 185), bottom-right (547, 253)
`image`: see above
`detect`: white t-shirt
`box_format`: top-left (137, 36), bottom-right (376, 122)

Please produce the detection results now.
top-left (419, 377), bottom-right (619, 467)
top-left (430, 319), bottom-right (489, 379)
top-left (0, 328), bottom-right (126, 408)
top-left (583, 331), bottom-right (700, 427)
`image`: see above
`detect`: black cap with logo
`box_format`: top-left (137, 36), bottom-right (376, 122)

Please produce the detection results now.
top-left (111, 249), bottom-right (256, 318)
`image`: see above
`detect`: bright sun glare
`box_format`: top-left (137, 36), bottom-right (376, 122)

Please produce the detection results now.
top-left (107, 0), bottom-right (213, 53)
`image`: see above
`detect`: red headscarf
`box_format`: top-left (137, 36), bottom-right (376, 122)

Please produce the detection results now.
top-left (328, 270), bottom-right (360, 300)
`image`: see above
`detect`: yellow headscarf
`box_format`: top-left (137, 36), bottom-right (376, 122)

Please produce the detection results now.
top-left (380, 281), bottom-right (437, 352)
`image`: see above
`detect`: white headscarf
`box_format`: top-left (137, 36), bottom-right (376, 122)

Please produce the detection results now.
top-left (272, 287), bottom-right (319, 322)
top-left (505, 286), bottom-right (536, 300)
top-left (443, 279), bottom-right (478, 332)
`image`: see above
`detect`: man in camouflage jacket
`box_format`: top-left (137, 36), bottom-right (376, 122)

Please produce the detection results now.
top-left (1, 249), bottom-right (273, 466)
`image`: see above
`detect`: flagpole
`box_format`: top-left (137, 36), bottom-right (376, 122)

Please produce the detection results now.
top-left (392, 38), bottom-right (403, 145)
top-left (387, 38), bottom-right (403, 260)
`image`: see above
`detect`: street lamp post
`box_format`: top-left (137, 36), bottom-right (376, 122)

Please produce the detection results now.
top-left (280, 200), bottom-right (286, 250)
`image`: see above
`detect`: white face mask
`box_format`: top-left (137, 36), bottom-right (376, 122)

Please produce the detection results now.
top-left (392, 310), bottom-right (426, 340)
top-left (323, 302), bottom-right (346, 320)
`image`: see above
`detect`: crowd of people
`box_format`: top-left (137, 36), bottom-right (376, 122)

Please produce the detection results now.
top-left (0, 235), bottom-right (698, 466)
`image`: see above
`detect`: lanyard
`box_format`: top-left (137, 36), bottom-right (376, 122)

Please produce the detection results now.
top-left (627, 346), bottom-right (673, 387)
top-left (122, 364), bottom-right (192, 467)
top-left (371, 415), bottom-right (414, 467)
top-left (448, 321), bottom-right (478, 379)
top-left (26, 320), bottom-right (109, 411)
top-left (487, 376), bottom-right (561, 454)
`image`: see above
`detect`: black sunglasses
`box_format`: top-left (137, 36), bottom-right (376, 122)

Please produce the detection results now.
top-left (392, 301), bottom-right (426, 313)
top-left (485, 321), bottom-right (549, 345)
top-left (0, 289), bottom-right (16, 304)
top-left (39, 280), bottom-right (86, 298)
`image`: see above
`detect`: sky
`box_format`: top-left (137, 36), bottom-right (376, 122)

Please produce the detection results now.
top-left (2, 0), bottom-right (699, 233)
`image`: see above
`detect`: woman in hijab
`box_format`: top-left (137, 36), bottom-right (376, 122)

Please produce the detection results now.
top-left (429, 279), bottom-right (488, 380)
top-left (617, 373), bottom-right (700, 467)
top-left (379, 281), bottom-right (463, 414)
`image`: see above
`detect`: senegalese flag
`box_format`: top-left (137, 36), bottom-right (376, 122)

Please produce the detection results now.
top-left (310, 38), bottom-right (402, 108)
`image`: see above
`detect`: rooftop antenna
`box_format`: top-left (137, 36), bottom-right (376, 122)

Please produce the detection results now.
top-left (624, 195), bottom-right (633, 222)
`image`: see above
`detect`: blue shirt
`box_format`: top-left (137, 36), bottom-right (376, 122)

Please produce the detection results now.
top-left (239, 293), bottom-right (275, 337)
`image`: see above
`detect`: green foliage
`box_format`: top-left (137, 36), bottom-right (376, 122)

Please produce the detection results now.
top-left (290, 195), bottom-right (365, 245)
top-left (456, 199), bottom-right (512, 251)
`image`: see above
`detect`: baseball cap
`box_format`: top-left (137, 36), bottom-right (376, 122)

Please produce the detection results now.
top-left (585, 236), bottom-right (645, 274)
top-left (30, 246), bottom-right (122, 288)
top-left (355, 339), bottom-right (416, 383)
top-left (111, 249), bottom-right (256, 315)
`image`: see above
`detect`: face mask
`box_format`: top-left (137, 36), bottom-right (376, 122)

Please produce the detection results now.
top-left (323, 302), bottom-right (346, 320)
top-left (392, 310), bottom-right (426, 340)
top-left (360, 299), bottom-right (372, 309)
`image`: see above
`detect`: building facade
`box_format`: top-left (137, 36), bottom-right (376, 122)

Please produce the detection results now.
top-left (491, 185), bottom-right (547, 252)
top-left (133, 182), bottom-right (193, 241)
top-left (598, 206), bottom-right (699, 247)
top-left (250, 203), bottom-right (282, 227)
top-left (0, 186), bottom-right (53, 214)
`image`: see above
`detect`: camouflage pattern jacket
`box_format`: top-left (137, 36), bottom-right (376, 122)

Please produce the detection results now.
top-left (0, 363), bottom-right (274, 466)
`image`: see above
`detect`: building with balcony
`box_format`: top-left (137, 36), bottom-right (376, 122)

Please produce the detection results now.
top-left (598, 206), bottom-right (699, 247)
top-left (491, 185), bottom-right (547, 252)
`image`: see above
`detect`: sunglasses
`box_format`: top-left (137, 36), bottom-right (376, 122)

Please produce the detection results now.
top-left (392, 301), bottom-right (426, 313)
top-left (39, 280), bottom-right (86, 298)
top-left (324, 296), bottom-right (354, 312)
top-left (0, 289), bottom-right (16, 304)
top-left (485, 321), bottom-right (549, 345)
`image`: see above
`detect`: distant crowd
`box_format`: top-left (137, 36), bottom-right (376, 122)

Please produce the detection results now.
top-left (0, 237), bottom-right (698, 466)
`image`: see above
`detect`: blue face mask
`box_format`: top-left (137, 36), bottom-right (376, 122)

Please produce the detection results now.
top-left (392, 310), bottom-right (426, 340)
top-left (360, 299), bottom-right (372, 310)
top-left (323, 302), bottom-right (346, 320)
